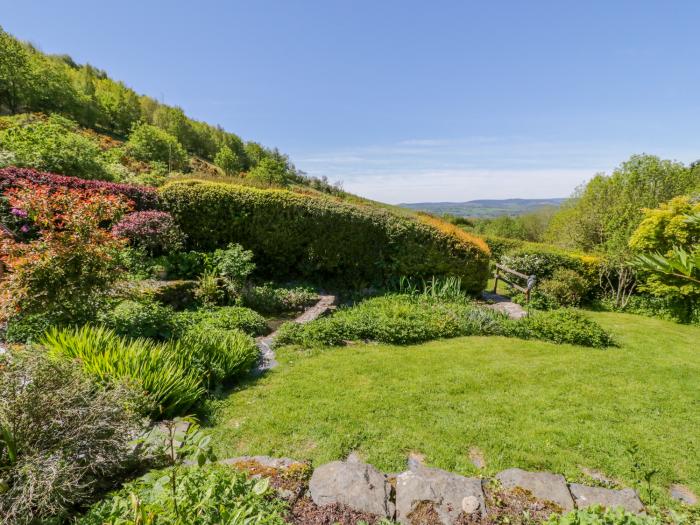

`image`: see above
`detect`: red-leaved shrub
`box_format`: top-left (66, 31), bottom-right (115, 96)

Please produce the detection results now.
top-left (112, 211), bottom-right (184, 255)
top-left (0, 167), bottom-right (158, 210)
top-left (0, 182), bottom-right (130, 323)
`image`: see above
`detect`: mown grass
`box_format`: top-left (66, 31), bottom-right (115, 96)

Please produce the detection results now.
top-left (207, 312), bottom-right (700, 504)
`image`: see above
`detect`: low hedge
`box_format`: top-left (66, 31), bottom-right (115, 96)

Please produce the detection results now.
top-left (159, 181), bottom-right (491, 291)
top-left (0, 167), bottom-right (158, 210)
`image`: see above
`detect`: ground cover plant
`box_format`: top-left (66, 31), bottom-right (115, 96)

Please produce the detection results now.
top-left (275, 294), bottom-right (614, 348)
top-left (77, 464), bottom-right (287, 525)
top-left (208, 312), bottom-right (700, 508)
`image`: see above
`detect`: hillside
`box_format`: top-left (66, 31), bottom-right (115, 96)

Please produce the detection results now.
top-left (400, 197), bottom-right (565, 217)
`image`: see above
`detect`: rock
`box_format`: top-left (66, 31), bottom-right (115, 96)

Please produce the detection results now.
top-left (309, 457), bottom-right (394, 518)
top-left (569, 483), bottom-right (644, 513)
top-left (407, 451), bottom-right (426, 471)
top-left (496, 468), bottom-right (574, 511)
top-left (670, 484), bottom-right (698, 506)
top-left (219, 455), bottom-right (303, 471)
top-left (469, 447), bottom-right (486, 470)
top-left (580, 467), bottom-right (617, 487)
top-left (396, 465), bottom-right (485, 524)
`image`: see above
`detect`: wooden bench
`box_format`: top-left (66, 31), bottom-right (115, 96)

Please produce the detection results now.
top-left (493, 263), bottom-right (537, 303)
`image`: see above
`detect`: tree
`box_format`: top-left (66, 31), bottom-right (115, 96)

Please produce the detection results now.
top-left (247, 157), bottom-right (291, 186)
top-left (214, 145), bottom-right (243, 175)
top-left (547, 155), bottom-right (698, 253)
top-left (125, 122), bottom-right (188, 171)
top-left (630, 197), bottom-right (700, 319)
top-left (0, 27), bottom-right (33, 113)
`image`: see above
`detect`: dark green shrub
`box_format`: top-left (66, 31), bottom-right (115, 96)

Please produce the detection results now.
top-left (78, 464), bottom-right (287, 525)
top-left (504, 309), bottom-right (615, 348)
top-left (538, 268), bottom-right (590, 307)
top-left (100, 299), bottom-right (180, 340)
top-left (3, 311), bottom-right (61, 343)
top-left (483, 235), bottom-right (526, 260)
top-left (242, 282), bottom-right (319, 314)
top-left (0, 350), bottom-right (147, 523)
top-left (159, 250), bottom-right (210, 279)
top-left (601, 294), bottom-right (700, 325)
top-left (175, 306), bottom-right (268, 337)
top-left (159, 181), bottom-right (490, 291)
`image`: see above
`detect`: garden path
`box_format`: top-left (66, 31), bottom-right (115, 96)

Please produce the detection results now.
top-left (253, 294), bottom-right (337, 373)
top-left (481, 291), bottom-right (528, 319)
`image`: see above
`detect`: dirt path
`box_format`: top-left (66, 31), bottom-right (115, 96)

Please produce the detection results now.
top-left (254, 294), bottom-right (337, 373)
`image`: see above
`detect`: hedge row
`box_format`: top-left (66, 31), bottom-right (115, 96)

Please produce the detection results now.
top-left (160, 181), bottom-right (491, 291)
top-left (0, 167), bottom-right (158, 210)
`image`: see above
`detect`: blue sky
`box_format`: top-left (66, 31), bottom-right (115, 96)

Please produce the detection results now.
top-left (3, 1), bottom-right (699, 203)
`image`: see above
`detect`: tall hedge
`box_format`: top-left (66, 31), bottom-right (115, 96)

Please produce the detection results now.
top-left (160, 181), bottom-right (490, 291)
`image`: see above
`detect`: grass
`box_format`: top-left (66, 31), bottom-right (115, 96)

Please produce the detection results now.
top-left (206, 311), bottom-right (700, 505)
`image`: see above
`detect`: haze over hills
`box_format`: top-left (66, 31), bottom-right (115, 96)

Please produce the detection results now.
top-left (399, 198), bottom-right (566, 218)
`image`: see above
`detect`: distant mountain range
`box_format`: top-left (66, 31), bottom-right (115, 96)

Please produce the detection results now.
top-left (399, 198), bottom-right (566, 218)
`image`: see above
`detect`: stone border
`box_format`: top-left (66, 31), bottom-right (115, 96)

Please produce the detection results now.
top-left (224, 453), bottom-right (650, 525)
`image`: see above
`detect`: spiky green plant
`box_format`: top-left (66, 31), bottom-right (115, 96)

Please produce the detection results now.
top-left (178, 326), bottom-right (259, 386)
top-left (42, 326), bottom-right (205, 418)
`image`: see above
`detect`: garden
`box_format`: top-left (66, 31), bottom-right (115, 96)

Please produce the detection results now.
top-left (1, 26), bottom-right (700, 525)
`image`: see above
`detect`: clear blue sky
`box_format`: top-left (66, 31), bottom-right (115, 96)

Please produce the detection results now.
top-left (3, 1), bottom-right (699, 203)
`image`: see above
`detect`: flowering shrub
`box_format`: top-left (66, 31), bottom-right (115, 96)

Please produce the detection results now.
top-left (0, 182), bottom-right (130, 323)
top-left (0, 166), bottom-right (158, 210)
top-left (112, 211), bottom-right (184, 255)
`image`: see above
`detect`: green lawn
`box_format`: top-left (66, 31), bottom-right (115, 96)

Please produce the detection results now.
top-left (207, 312), bottom-right (700, 504)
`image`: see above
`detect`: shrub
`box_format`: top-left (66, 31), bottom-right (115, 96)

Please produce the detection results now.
top-left (210, 242), bottom-right (256, 299)
top-left (243, 282), bottom-right (319, 314)
top-left (160, 181), bottom-right (490, 290)
top-left (112, 210), bottom-right (185, 255)
top-left (0, 114), bottom-right (108, 179)
top-left (125, 122), bottom-right (188, 170)
top-left (276, 294), bottom-right (506, 347)
top-left (538, 268), bottom-right (590, 307)
top-left (600, 293), bottom-right (700, 325)
top-left (3, 311), bottom-right (62, 343)
top-left (42, 326), bottom-right (205, 418)
top-left (158, 250), bottom-right (209, 279)
top-left (100, 299), bottom-right (181, 340)
top-left (500, 245), bottom-right (602, 301)
top-left (0, 350), bottom-right (146, 524)
top-left (176, 306), bottom-right (268, 337)
top-left (0, 182), bottom-right (130, 324)
top-left (0, 166), bottom-right (159, 210)
top-left (504, 309), bottom-right (615, 348)
top-left (179, 325), bottom-right (259, 384)
top-left (78, 464), bottom-right (287, 525)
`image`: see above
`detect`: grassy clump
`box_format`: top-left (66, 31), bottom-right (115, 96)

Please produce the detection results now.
top-left (42, 326), bottom-right (205, 418)
top-left (275, 294), bottom-right (614, 348)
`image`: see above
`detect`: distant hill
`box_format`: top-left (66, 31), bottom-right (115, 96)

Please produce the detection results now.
top-left (399, 198), bottom-right (566, 218)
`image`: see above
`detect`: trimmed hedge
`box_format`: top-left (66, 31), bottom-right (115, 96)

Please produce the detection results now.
top-left (0, 167), bottom-right (158, 210)
top-left (160, 181), bottom-right (491, 291)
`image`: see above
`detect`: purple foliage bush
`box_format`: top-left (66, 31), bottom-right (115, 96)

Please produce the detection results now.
top-left (112, 211), bottom-right (185, 255)
top-left (0, 167), bottom-right (158, 210)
